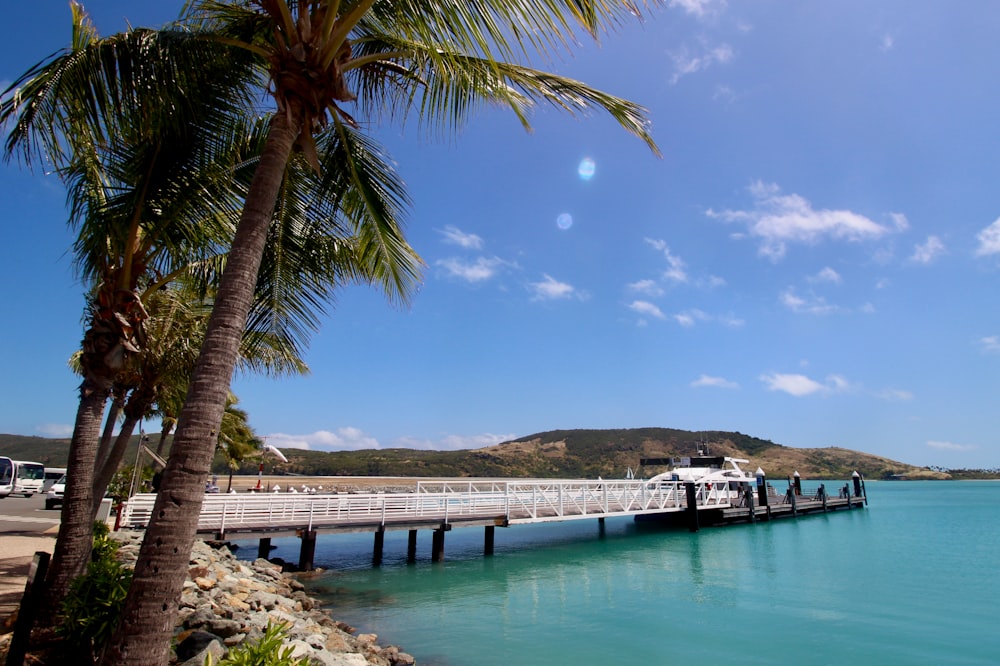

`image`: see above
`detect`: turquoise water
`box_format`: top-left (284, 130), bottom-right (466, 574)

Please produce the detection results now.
top-left (235, 482), bottom-right (1000, 664)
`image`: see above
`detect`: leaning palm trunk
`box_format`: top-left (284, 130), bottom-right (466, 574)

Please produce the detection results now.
top-left (103, 112), bottom-right (300, 665)
top-left (40, 382), bottom-right (108, 625)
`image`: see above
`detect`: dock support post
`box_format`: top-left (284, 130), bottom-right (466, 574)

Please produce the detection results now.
top-left (432, 528), bottom-right (446, 562)
top-left (484, 525), bottom-right (495, 556)
top-left (407, 530), bottom-right (418, 563)
top-left (819, 484), bottom-right (827, 512)
top-left (257, 537), bottom-right (272, 560)
top-left (793, 471), bottom-right (802, 496)
top-left (853, 471), bottom-right (866, 505)
top-left (756, 468), bottom-right (770, 521)
top-left (684, 481), bottom-right (699, 533)
top-left (787, 486), bottom-right (797, 517)
top-left (373, 527), bottom-right (385, 566)
top-left (745, 486), bottom-right (756, 524)
top-left (298, 530), bottom-right (317, 571)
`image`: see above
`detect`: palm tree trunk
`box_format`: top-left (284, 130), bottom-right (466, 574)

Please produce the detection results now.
top-left (39, 379), bottom-right (110, 625)
top-left (94, 391), bottom-right (124, 470)
top-left (103, 111), bottom-right (300, 666)
top-left (92, 410), bottom-right (142, 518)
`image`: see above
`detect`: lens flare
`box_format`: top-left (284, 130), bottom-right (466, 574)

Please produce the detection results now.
top-left (577, 157), bottom-right (596, 181)
top-left (556, 213), bottom-right (573, 230)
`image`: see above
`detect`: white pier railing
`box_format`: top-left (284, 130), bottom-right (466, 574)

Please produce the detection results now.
top-left (118, 479), bottom-right (737, 535)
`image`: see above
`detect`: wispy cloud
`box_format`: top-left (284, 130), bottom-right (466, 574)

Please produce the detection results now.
top-left (266, 428), bottom-right (381, 451)
top-left (691, 374), bottom-right (740, 389)
top-left (37, 423), bottom-right (73, 438)
top-left (627, 279), bottom-right (665, 297)
top-left (628, 300), bottom-right (666, 319)
top-left (927, 440), bottom-right (975, 452)
top-left (438, 225), bottom-right (483, 250)
top-left (529, 274), bottom-right (584, 301)
top-left (975, 218), bottom-right (1000, 257)
top-left (436, 256), bottom-right (509, 283)
top-left (910, 235), bottom-right (946, 264)
top-left (395, 432), bottom-right (517, 451)
top-left (669, 0), bottom-right (725, 17)
top-left (669, 42), bottom-right (733, 84)
top-left (780, 287), bottom-right (840, 315)
top-left (809, 267), bottom-right (842, 284)
top-left (880, 33), bottom-right (895, 52)
top-left (674, 309), bottom-right (710, 327)
top-left (760, 372), bottom-right (851, 397)
top-left (877, 388), bottom-right (914, 401)
top-left (979, 335), bottom-right (1000, 353)
top-left (707, 181), bottom-right (897, 260)
top-left (645, 238), bottom-right (689, 283)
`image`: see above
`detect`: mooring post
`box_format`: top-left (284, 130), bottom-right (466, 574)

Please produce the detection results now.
top-left (298, 530), bottom-right (318, 571)
top-left (793, 471), bottom-right (802, 496)
top-left (756, 468), bottom-right (770, 521)
top-left (373, 527), bottom-right (385, 566)
top-left (819, 483), bottom-right (828, 512)
top-left (484, 525), bottom-right (495, 556)
top-left (745, 486), bottom-right (756, 523)
top-left (787, 485), bottom-right (798, 517)
top-left (853, 471), bottom-right (866, 506)
top-left (407, 530), bottom-right (418, 563)
top-left (432, 527), bottom-right (447, 562)
top-left (257, 537), bottom-right (272, 561)
top-left (684, 481), bottom-right (699, 533)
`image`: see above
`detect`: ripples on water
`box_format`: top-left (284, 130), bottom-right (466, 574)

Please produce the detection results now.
top-left (233, 482), bottom-right (1000, 665)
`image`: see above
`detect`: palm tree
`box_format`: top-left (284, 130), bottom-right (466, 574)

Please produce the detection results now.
top-left (107, 2), bottom-right (659, 663)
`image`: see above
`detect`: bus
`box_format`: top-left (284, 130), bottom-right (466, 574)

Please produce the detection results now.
top-left (0, 457), bottom-right (12, 498)
top-left (10, 460), bottom-right (45, 497)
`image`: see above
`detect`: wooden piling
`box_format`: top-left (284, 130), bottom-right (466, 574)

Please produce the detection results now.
top-left (407, 529), bottom-right (418, 562)
top-left (484, 525), bottom-right (495, 556)
top-left (432, 528), bottom-right (446, 562)
top-left (298, 530), bottom-right (318, 571)
top-left (684, 481), bottom-right (699, 533)
top-left (373, 527), bottom-right (385, 566)
top-left (257, 537), bottom-right (272, 560)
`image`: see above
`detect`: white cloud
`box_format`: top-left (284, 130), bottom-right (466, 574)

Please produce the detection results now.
top-left (888, 212), bottom-right (910, 231)
top-left (669, 42), bottom-right (733, 84)
top-left (438, 225), bottom-right (483, 250)
top-left (436, 256), bottom-right (507, 282)
top-left (669, 0), bottom-right (724, 17)
top-left (628, 300), bottom-right (666, 319)
top-left (975, 218), bottom-right (1000, 256)
top-left (266, 428), bottom-right (381, 451)
top-left (674, 309), bottom-right (709, 327)
top-left (529, 274), bottom-right (582, 301)
top-left (760, 372), bottom-right (852, 397)
top-left (707, 181), bottom-right (895, 260)
top-left (810, 267), bottom-right (842, 284)
top-left (979, 335), bottom-right (1000, 353)
top-left (627, 279), bottom-right (664, 297)
top-left (910, 235), bottom-right (946, 264)
top-left (877, 388), bottom-right (914, 401)
top-left (927, 440), bottom-right (975, 452)
top-left (644, 238), bottom-right (689, 283)
top-left (880, 33), bottom-right (895, 52)
top-left (395, 433), bottom-right (516, 451)
top-left (36, 423), bottom-right (73, 438)
top-left (780, 287), bottom-right (839, 315)
top-left (691, 374), bottom-right (740, 389)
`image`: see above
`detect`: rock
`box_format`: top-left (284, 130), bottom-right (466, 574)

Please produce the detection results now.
top-left (175, 631), bottom-right (223, 661)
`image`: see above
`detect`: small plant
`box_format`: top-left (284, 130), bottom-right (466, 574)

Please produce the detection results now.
top-left (208, 622), bottom-right (309, 666)
top-left (58, 522), bottom-right (133, 664)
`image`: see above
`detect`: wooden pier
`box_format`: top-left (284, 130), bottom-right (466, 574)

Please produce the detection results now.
top-left (118, 473), bottom-right (867, 569)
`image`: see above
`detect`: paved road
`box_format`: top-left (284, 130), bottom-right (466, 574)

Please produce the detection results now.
top-left (0, 493), bottom-right (60, 536)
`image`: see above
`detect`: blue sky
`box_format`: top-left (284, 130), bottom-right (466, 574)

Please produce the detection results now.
top-left (3, 1), bottom-right (1000, 469)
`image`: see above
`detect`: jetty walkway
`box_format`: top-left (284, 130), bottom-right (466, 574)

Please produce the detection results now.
top-left (118, 474), bottom-right (867, 569)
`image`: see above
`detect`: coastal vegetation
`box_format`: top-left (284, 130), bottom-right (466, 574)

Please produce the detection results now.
top-left (1, 428), bottom-right (983, 482)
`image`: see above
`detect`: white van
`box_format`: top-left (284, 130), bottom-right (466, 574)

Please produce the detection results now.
top-left (11, 460), bottom-right (45, 497)
top-left (42, 467), bottom-right (67, 493)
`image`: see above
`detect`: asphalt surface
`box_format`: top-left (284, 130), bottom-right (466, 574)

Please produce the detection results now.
top-left (0, 494), bottom-right (59, 629)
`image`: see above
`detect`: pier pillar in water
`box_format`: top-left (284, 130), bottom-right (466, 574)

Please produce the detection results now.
top-left (744, 486), bottom-right (756, 524)
top-left (484, 525), bottom-right (495, 556)
top-left (432, 527), bottom-right (447, 562)
top-left (684, 481), bottom-right (700, 533)
top-left (787, 486), bottom-right (798, 517)
top-left (257, 537), bottom-right (272, 560)
top-left (852, 471), bottom-right (863, 501)
top-left (373, 527), bottom-right (385, 566)
top-left (407, 530), bottom-right (418, 563)
top-left (756, 468), bottom-right (770, 521)
top-left (298, 530), bottom-right (318, 571)
top-left (793, 471), bottom-right (802, 496)
top-left (818, 484), bottom-right (827, 512)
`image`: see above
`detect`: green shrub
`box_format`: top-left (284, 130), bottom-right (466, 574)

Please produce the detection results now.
top-left (209, 623), bottom-right (309, 666)
top-left (58, 522), bottom-right (132, 664)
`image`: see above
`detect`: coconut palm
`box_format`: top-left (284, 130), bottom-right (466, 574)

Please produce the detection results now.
top-left (107, 2), bottom-right (659, 662)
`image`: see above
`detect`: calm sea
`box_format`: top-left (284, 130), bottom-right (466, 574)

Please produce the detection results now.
top-left (234, 481), bottom-right (1000, 664)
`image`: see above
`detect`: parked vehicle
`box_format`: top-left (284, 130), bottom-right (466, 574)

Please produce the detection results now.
top-left (10, 460), bottom-right (45, 497)
top-left (42, 467), bottom-right (66, 493)
top-left (0, 457), bottom-right (13, 498)
top-left (45, 474), bottom-right (66, 510)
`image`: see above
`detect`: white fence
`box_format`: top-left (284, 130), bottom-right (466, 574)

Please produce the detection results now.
top-left (119, 479), bottom-right (739, 534)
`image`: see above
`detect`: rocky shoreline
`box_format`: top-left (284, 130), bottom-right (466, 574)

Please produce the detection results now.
top-left (114, 535), bottom-right (414, 666)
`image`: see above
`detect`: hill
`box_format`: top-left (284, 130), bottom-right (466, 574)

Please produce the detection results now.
top-left (0, 428), bottom-right (955, 481)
